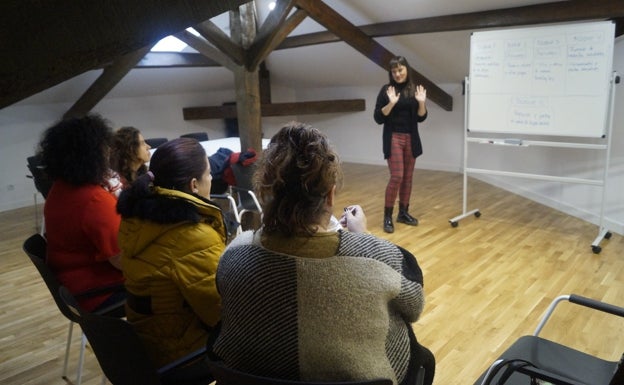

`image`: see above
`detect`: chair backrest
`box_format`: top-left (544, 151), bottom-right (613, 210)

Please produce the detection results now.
top-left (58, 286), bottom-right (162, 385)
top-left (144, 137), bottom-right (168, 148)
top-left (27, 154), bottom-right (53, 198)
top-left (23, 233), bottom-right (79, 322)
top-left (205, 358), bottom-right (393, 385)
top-left (230, 162), bottom-right (262, 213)
top-left (180, 132), bottom-right (209, 142)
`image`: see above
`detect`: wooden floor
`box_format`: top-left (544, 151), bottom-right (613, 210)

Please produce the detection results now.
top-left (1, 163), bottom-right (622, 385)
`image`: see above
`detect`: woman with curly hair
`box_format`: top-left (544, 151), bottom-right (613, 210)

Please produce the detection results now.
top-left (38, 113), bottom-right (125, 312)
top-left (109, 126), bottom-right (151, 192)
top-left (208, 121), bottom-right (434, 385)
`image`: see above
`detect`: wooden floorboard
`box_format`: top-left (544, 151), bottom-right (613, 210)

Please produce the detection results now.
top-left (1, 163), bottom-right (622, 385)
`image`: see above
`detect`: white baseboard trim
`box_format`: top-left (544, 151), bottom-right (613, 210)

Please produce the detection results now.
top-left (471, 174), bottom-right (623, 236)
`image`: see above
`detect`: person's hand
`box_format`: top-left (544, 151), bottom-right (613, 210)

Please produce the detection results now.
top-left (340, 204), bottom-right (368, 233)
top-left (415, 85), bottom-right (427, 103)
top-left (386, 86), bottom-right (399, 104)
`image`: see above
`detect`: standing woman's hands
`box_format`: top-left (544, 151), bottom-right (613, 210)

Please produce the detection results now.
top-left (415, 85), bottom-right (427, 103)
top-left (415, 85), bottom-right (427, 117)
top-left (382, 86), bottom-right (400, 116)
top-left (386, 86), bottom-right (400, 104)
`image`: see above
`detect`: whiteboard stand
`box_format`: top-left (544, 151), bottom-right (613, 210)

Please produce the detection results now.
top-left (590, 71), bottom-right (619, 253)
top-left (450, 73), bottom-right (619, 254)
top-left (449, 76), bottom-right (481, 228)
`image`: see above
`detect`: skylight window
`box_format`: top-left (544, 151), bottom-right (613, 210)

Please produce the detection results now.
top-left (151, 28), bottom-right (200, 52)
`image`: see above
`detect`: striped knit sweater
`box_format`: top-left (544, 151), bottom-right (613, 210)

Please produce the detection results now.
top-left (208, 229), bottom-right (425, 385)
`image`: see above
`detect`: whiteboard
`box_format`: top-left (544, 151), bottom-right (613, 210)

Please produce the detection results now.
top-left (468, 21), bottom-right (615, 138)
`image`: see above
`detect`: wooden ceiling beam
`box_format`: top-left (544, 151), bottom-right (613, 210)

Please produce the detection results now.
top-left (63, 45), bottom-right (153, 119)
top-left (174, 30), bottom-right (238, 71)
top-left (279, 0), bottom-right (624, 49)
top-left (294, 0), bottom-right (452, 111)
top-left (193, 19), bottom-right (245, 66)
top-left (182, 99), bottom-right (365, 120)
top-left (248, 7), bottom-right (307, 70)
top-left (0, 0), bottom-right (251, 109)
top-left (136, 52), bottom-right (220, 68)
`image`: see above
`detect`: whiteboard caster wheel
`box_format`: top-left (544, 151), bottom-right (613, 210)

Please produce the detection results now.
top-left (474, 211), bottom-right (481, 218)
top-left (605, 232), bottom-right (612, 239)
top-left (450, 221), bottom-right (458, 228)
top-left (591, 245), bottom-right (601, 254)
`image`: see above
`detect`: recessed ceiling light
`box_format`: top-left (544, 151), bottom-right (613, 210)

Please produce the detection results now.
top-left (268, 1), bottom-right (276, 11)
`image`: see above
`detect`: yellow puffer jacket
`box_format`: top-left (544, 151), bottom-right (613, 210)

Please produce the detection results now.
top-left (118, 187), bottom-right (226, 368)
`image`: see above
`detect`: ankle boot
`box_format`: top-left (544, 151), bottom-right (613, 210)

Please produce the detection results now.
top-left (383, 207), bottom-right (394, 233)
top-left (397, 204), bottom-right (418, 226)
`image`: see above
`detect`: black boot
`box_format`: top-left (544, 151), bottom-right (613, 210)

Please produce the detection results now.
top-left (397, 204), bottom-right (418, 226)
top-left (383, 207), bottom-right (394, 233)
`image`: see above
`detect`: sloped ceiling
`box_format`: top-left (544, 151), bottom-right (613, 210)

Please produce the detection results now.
top-left (0, 0), bottom-right (249, 108)
top-left (2, 0), bottom-right (623, 110)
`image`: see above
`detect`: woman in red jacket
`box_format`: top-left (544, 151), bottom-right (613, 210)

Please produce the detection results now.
top-left (39, 113), bottom-right (125, 312)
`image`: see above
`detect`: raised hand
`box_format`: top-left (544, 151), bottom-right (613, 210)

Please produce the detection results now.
top-left (386, 86), bottom-right (400, 104)
top-left (415, 85), bottom-right (427, 103)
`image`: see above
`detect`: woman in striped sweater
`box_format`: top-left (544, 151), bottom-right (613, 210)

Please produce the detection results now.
top-left (208, 121), bottom-right (434, 385)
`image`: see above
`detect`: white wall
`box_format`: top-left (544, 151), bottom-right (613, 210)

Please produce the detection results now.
top-left (1, 38), bottom-right (622, 235)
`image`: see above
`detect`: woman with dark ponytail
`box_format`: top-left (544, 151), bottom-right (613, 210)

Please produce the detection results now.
top-left (117, 137), bottom-right (226, 384)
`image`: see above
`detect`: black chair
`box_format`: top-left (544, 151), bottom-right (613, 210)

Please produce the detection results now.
top-left (474, 294), bottom-right (624, 385)
top-left (23, 234), bottom-right (125, 385)
top-left (26, 154), bottom-right (53, 233)
top-left (180, 132), bottom-right (209, 142)
top-left (59, 286), bottom-right (211, 385)
top-left (205, 358), bottom-right (393, 385)
top-left (145, 137), bottom-right (168, 148)
top-left (26, 154), bottom-right (53, 199)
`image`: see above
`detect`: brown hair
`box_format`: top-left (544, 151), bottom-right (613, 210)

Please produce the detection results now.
top-left (255, 121), bottom-right (342, 236)
top-left (149, 138), bottom-right (207, 194)
top-left (110, 126), bottom-right (147, 184)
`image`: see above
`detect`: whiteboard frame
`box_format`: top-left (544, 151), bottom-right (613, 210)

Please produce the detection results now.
top-left (467, 21), bottom-right (615, 138)
top-left (450, 72), bottom-right (618, 254)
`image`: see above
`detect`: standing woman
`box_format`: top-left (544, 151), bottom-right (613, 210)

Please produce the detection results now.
top-left (117, 138), bottom-right (226, 383)
top-left (109, 126), bottom-right (151, 193)
top-left (374, 56), bottom-right (428, 233)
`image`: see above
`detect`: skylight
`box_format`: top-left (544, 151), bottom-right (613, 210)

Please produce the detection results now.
top-left (150, 28), bottom-right (200, 52)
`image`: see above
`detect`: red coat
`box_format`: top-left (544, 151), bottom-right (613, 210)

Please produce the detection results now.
top-left (44, 180), bottom-right (124, 311)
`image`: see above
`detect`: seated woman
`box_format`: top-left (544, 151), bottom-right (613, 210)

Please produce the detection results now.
top-left (39, 114), bottom-right (125, 312)
top-left (117, 138), bottom-right (227, 382)
top-left (108, 126), bottom-right (151, 196)
top-left (208, 121), bottom-right (435, 385)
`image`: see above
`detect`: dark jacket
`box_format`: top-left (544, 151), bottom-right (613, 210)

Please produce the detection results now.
top-left (374, 84), bottom-right (428, 159)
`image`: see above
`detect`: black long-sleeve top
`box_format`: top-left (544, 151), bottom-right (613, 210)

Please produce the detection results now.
top-left (373, 83), bottom-right (428, 159)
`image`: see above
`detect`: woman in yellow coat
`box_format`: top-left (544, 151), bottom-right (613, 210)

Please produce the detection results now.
top-left (117, 137), bottom-right (226, 384)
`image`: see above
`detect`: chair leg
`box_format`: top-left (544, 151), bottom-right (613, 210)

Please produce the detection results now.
top-left (416, 365), bottom-right (425, 385)
top-left (33, 193), bottom-right (39, 233)
top-left (62, 321), bottom-right (74, 379)
top-left (75, 332), bottom-right (87, 385)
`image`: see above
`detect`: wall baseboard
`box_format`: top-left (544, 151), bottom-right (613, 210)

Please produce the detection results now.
top-left (472, 174), bottom-right (623, 236)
